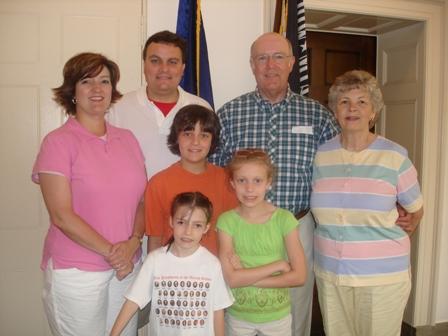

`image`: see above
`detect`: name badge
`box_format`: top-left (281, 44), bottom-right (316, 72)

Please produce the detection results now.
top-left (292, 126), bottom-right (313, 135)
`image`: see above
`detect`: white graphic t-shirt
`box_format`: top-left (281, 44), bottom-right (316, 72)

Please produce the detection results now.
top-left (126, 246), bottom-right (233, 335)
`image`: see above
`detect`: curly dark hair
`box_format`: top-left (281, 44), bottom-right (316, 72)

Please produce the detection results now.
top-left (52, 52), bottom-right (122, 115)
top-left (167, 104), bottom-right (220, 156)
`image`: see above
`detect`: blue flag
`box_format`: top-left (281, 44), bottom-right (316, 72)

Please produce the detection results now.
top-left (176, 0), bottom-right (214, 108)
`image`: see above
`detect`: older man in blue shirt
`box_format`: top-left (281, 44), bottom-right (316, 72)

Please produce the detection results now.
top-left (210, 32), bottom-right (339, 336)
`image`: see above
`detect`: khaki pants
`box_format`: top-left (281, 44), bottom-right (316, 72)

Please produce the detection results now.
top-left (316, 277), bottom-right (411, 336)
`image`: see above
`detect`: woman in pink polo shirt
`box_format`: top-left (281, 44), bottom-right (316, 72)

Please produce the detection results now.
top-left (32, 52), bottom-right (147, 336)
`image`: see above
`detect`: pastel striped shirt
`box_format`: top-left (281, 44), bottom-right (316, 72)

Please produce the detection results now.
top-left (310, 135), bottom-right (423, 286)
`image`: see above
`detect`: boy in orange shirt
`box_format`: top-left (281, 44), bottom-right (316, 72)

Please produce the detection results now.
top-left (145, 104), bottom-right (237, 255)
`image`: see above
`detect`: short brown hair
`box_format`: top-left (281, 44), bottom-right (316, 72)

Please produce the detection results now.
top-left (167, 105), bottom-right (220, 156)
top-left (142, 30), bottom-right (186, 63)
top-left (53, 52), bottom-right (122, 115)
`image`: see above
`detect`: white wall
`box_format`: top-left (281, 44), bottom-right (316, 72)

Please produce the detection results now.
top-left (147, 0), bottom-right (448, 325)
top-left (148, 0), bottom-right (269, 109)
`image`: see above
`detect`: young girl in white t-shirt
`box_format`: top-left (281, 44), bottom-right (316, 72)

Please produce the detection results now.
top-left (111, 192), bottom-right (234, 336)
top-left (217, 149), bottom-right (307, 336)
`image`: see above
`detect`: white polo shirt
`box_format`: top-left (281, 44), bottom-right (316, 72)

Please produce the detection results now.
top-left (108, 86), bottom-right (211, 178)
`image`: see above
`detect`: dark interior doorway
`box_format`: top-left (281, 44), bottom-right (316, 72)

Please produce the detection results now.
top-left (307, 31), bottom-right (376, 107)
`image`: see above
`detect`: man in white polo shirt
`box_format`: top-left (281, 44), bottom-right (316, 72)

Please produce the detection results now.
top-left (108, 30), bottom-right (211, 178)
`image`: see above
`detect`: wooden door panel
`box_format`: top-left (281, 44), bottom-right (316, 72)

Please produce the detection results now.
top-left (0, 1), bottom-right (143, 334)
top-left (377, 23), bottom-right (424, 326)
top-left (307, 31), bottom-right (376, 107)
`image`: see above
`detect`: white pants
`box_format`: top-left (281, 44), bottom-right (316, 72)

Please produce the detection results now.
top-left (290, 211), bottom-right (314, 336)
top-left (42, 260), bottom-right (139, 336)
top-left (225, 313), bottom-right (292, 336)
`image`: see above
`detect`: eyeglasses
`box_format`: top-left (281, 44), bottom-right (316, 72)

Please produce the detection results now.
top-left (252, 53), bottom-right (291, 66)
top-left (234, 148), bottom-right (268, 159)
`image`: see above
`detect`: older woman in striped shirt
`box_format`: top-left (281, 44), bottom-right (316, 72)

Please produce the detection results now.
top-left (310, 70), bottom-right (423, 336)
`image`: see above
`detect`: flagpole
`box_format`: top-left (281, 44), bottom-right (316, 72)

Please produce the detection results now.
top-left (196, 0), bottom-right (201, 95)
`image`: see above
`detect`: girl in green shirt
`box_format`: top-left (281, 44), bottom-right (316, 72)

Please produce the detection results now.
top-left (217, 148), bottom-right (307, 336)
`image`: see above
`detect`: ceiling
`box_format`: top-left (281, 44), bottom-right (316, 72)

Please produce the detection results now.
top-left (305, 9), bottom-right (419, 35)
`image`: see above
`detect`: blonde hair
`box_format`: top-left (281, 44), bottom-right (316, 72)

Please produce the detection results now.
top-left (227, 148), bottom-right (275, 180)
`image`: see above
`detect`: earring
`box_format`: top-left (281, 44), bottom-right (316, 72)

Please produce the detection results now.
top-left (71, 97), bottom-right (77, 104)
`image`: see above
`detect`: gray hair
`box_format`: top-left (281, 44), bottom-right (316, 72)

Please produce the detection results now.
top-left (328, 70), bottom-right (384, 128)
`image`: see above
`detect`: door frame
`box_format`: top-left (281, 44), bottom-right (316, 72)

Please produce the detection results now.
top-left (304, 0), bottom-right (446, 327)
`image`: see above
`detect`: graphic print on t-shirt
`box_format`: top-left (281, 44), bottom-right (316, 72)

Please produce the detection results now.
top-left (153, 275), bottom-right (211, 329)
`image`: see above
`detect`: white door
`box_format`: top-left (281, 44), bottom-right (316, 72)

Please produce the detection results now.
top-left (377, 22), bottom-right (424, 324)
top-left (0, 0), bottom-right (143, 334)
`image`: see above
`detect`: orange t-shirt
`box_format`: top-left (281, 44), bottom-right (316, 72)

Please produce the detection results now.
top-left (145, 162), bottom-right (238, 255)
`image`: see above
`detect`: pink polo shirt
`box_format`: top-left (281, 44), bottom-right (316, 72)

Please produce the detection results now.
top-left (32, 117), bottom-right (147, 271)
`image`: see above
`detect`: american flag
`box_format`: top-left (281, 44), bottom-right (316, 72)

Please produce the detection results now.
top-left (273, 0), bottom-right (309, 96)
